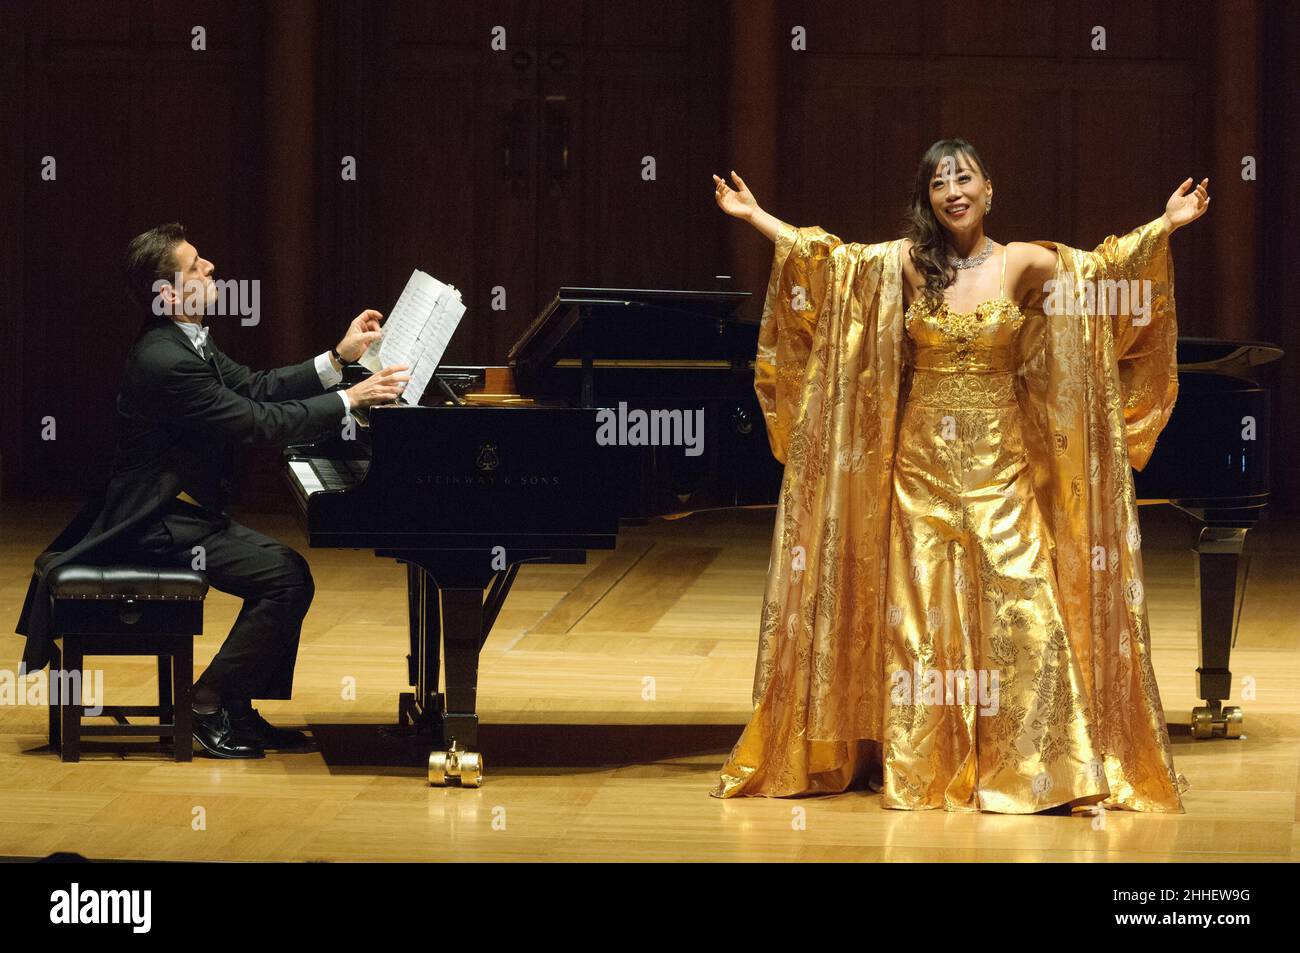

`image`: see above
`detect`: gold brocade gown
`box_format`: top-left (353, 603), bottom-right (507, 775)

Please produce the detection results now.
top-left (885, 251), bottom-right (1107, 813)
top-left (713, 217), bottom-right (1187, 812)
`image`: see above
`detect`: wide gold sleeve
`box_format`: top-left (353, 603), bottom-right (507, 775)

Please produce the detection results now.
top-left (1077, 215), bottom-right (1179, 471)
top-left (754, 224), bottom-right (845, 464)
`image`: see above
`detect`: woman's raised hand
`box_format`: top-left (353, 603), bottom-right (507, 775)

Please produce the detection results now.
top-left (1164, 177), bottom-right (1210, 231)
top-left (713, 171), bottom-right (759, 220)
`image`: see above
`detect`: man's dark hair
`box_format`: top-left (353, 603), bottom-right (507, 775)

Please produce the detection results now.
top-left (124, 223), bottom-right (188, 315)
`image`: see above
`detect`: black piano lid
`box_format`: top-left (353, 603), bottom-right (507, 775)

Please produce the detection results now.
top-left (1172, 337), bottom-right (1282, 382)
top-left (507, 287), bottom-right (754, 380)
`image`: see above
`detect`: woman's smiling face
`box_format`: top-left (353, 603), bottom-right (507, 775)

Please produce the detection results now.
top-left (929, 152), bottom-right (992, 237)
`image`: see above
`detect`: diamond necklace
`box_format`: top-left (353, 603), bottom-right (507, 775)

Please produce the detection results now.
top-left (949, 237), bottom-right (992, 270)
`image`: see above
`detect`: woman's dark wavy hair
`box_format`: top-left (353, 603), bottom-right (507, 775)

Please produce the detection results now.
top-left (904, 138), bottom-right (991, 312)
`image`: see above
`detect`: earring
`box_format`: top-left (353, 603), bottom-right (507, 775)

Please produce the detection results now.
top-left (985, 199), bottom-right (992, 215)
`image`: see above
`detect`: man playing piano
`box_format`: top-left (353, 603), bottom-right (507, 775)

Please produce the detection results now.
top-left (15, 223), bottom-right (411, 759)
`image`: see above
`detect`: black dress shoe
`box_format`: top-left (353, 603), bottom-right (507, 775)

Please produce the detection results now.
top-left (192, 707), bottom-right (265, 759)
top-left (227, 706), bottom-right (311, 750)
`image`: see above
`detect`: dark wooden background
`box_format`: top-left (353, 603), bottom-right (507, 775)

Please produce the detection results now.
top-left (1, 0), bottom-right (1295, 515)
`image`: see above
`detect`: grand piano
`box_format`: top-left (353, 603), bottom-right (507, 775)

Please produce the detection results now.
top-left (284, 288), bottom-right (781, 785)
top-left (1130, 337), bottom-right (1282, 739)
top-left (284, 288), bottom-right (1281, 785)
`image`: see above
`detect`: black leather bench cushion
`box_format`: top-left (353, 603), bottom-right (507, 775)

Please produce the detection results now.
top-left (37, 553), bottom-right (208, 601)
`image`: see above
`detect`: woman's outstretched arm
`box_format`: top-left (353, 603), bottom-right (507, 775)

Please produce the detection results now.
top-left (1014, 177), bottom-right (1211, 298)
top-left (712, 170), bottom-right (847, 464)
top-left (712, 171), bottom-right (791, 242)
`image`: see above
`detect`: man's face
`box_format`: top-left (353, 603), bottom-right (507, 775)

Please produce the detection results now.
top-left (162, 240), bottom-right (217, 317)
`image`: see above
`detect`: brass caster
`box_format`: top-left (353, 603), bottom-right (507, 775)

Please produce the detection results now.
top-left (1191, 706), bottom-right (1214, 739)
top-left (428, 743), bottom-right (485, 787)
top-left (428, 750), bottom-right (449, 786)
top-left (459, 752), bottom-right (484, 788)
top-left (1222, 705), bottom-right (1243, 739)
top-left (1191, 704), bottom-right (1244, 739)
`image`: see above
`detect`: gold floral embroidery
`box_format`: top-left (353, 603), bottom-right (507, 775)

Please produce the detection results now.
top-left (716, 220), bottom-right (1184, 813)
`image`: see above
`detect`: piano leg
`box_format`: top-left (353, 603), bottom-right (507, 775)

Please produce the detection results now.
top-left (416, 564), bottom-right (444, 728)
top-left (439, 586), bottom-right (483, 757)
top-left (1190, 524), bottom-right (1247, 739)
top-left (376, 549), bottom-right (573, 786)
top-left (406, 563), bottom-right (420, 688)
top-left (397, 563), bottom-right (444, 732)
top-left (402, 558), bottom-right (496, 787)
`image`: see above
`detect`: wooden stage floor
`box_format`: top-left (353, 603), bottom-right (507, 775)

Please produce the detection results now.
top-left (1, 501), bottom-right (1297, 862)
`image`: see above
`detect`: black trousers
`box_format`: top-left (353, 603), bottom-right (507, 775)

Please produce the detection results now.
top-left (119, 500), bottom-right (314, 700)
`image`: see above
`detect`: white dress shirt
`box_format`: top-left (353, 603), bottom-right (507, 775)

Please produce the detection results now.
top-left (173, 320), bottom-right (351, 413)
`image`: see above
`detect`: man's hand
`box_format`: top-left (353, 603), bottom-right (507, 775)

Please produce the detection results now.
top-left (344, 364), bottom-right (410, 408)
top-left (336, 309), bottom-right (385, 363)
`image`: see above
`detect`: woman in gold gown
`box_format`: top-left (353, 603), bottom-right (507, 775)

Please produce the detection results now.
top-left (709, 138), bottom-right (1210, 813)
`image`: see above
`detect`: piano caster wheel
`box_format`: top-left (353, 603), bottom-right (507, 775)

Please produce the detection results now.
top-left (428, 744), bottom-right (484, 788)
top-left (1223, 705), bottom-right (1243, 739)
top-left (459, 752), bottom-right (484, 788)
top-left (1191, 706), bottom-right (1213, 739)
top-left (429, 751), bottom-right (448, 785)
top-left (1191, 704), bottom-right (1244, 739)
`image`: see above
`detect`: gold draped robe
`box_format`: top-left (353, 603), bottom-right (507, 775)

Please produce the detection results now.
top-left (713, 216), bottom-right (1188, 812)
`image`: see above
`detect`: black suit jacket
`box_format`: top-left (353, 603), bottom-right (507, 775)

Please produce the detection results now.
top-left (15, 316), bottom-right (346, 670)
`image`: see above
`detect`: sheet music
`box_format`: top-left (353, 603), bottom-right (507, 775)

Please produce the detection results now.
top-left (358, 268), bottom-right (466, 406)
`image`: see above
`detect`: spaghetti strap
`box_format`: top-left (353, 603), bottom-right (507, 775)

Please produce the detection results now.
top-left (999, 246), bottom-right (1007, 298)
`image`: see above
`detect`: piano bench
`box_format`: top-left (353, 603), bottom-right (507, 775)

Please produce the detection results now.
top-left (37, 555), bottom-right (209, 764)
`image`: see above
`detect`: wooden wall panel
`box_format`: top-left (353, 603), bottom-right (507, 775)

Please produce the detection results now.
top-left (9, 0), bottom-right (264, 499)
top-left (320, 0), bottom-right (724, 367)
top-left (550, 36), bottom-right (725, 296)
top-left (795, 2), bottom-right (927, 55)
top-left (2, 0), bottom-right (1291, 519)
top-left (25, 72), bottom-right (138, 488)
top-left (1258, 0), bottom-right (1299, 521)
top-left (321, 1), bottom-right (539, 366)
top-left (0, 4), bottom-right (28, 500)
top-left (1073, 88), bottom-right (1209, 325)
top-left (934, 87), bottom-right (1067, 240)
top-left (790, 72), bottom-right (930, 244)
top-left (940, 0), bottom-right (1059, 57)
